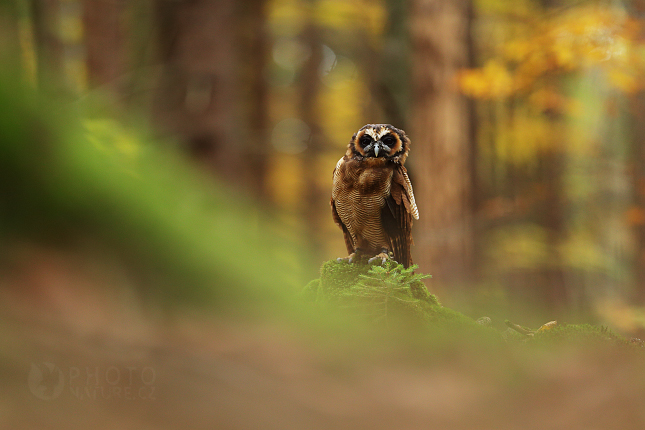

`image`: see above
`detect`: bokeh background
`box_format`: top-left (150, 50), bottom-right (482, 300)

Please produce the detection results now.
top-left (5, 0), bottom-right (641, 323)
top-left (2, 1), bottom-right (645, 428)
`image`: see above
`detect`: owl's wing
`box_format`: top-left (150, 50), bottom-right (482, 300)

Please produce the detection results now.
top-left (331, 157), bottom-right (355, 254)
top-left (331, 198), bottom-right (355, 254)
top-left (382, 165), bottom-right (418, 267)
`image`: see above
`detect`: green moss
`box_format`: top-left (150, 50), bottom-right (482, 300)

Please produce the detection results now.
top-left (533, 323), bottom-right (630, 347)
top-left (306, 261), bottom-right (643, 351)
top-left (308, 260), bottom-right (480, 329)
top-left (318, 259), bottom-right (369, 300)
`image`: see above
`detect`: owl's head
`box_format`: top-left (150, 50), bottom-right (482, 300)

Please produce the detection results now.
top-left (347, 124), bottom-right (410, 165)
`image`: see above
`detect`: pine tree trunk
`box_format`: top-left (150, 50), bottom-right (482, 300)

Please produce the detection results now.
top-left (238, 0), bottom-right (270, 199)
top-left (152, 0), bottom-right (242, 185)
top-left (82, 0), bottom-right (127, 96)
top-left (299, 12), bottom-right (326, 263)
top-left (31, 0), bottom-right (64, 93)
top-left (629, 0), bottom-right (645, 302)
top-left (408, 0), bottom-right (474, 286)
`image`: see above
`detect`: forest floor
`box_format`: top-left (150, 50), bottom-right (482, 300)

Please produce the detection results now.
top-left (2, 260), bottom-right (645, 430)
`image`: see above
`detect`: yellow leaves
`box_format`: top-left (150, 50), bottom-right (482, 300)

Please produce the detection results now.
top-left (548, 7), bottom-right (631, 69)
top-left (269, 0), bottom-right (307, 37)
top-left (459, 5), bottom-right (645, 100)
top-left (316, 0), bottom-right (385, 40)
top-left (474, 0), bottom-right (537, 18)
top-left (319, 68), bottom-right (365, 147)
top-left (551, 34), bottom-right (577, 71)
top-left (498, 110), bottom-right (553, 164)
top-left (607, 68), bottom-right (639, 93)
top-left (269, 0), bottom-right (385, 41)
top-left (504, 39), bottom-right (532, 63)
top-left (458, 60), bottom-right (513, 99)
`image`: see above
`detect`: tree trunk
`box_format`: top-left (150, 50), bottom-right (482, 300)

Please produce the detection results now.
top-left (237, 0), bottom-right (270, 199)
top-left (408, 0), bottom-right (474, 287)
top-left (629, 0), bottom-right (645, 302)
top-left (152, 0), bottom-right (242, 186)
top-left (538, 141), bottom-right (568, 308)
top-left (0, 1), bottom-right (21, 67)
top-left (298, 11), bottom-right (326, 263)
top-left (631, 93), bottom-right (645, 302)
top-left (82, 0), bottom-right (127, 97)
top-left (31, 0), bottom-right (64, 93)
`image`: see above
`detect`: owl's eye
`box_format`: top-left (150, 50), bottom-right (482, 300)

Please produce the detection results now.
top-left (381, 134), bottom-right (396, 146)
top-left (359, 135), bottom-right (373, 147)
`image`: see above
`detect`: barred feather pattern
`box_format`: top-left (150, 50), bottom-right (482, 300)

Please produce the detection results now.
top-left (332, 157), bottom-right (392, 251)
top-left (331, 155), bottom-right (417, 267)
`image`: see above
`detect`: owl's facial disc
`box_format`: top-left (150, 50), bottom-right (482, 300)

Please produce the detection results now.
top-left (353, 127), bottom-right (404, 158)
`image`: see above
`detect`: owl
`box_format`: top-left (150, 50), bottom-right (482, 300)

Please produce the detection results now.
top-left (331, 124), bottom-right (419, 268)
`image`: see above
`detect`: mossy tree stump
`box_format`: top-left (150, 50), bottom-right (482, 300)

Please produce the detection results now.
top-left (304, 260), bottom-right (640, 349)
top-left (304, 260), bottom-right (479, 329)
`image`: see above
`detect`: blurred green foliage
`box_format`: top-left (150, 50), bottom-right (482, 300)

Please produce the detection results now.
top-left (0, 70), bottom-right (290, 309)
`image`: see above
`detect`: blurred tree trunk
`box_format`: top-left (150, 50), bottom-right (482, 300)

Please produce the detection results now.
top-left (152, 0), bottom-right (244, 187)
top-left (31, 0), bottom-right (64, 93)
top-left (0, 1), bottom-right (20, 65)
top-left (298, 7), bottom-right (326, 263)
top-left (82, 0), bottom-right (127, 98)
top-left (629, 0), bottom-right (645, 302)
top-left (631, 93), bottom-right (645, 302)
top-left (535, 0), bottom-right (567, 311)
top-left (371, 0), bottom-right (409, 128)
top-left (238, 0), bottom-right (270, 199)
top-left (538, 134), bottom-right (567, 308)
top-left (408, 0), bottom-right (475, 287)
top-left (151, 0), bottom-right (271, 198)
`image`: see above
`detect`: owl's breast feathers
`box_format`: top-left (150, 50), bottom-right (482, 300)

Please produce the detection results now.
top-left (331, 155), bottom-right (418, 267)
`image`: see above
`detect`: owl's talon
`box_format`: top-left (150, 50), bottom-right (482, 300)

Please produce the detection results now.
top-left (368, 252), bottom-right (390, 266)
top-left (348, 252), bottom-right (358, 264)
top-left (337, 252), bottom-right (358, 264)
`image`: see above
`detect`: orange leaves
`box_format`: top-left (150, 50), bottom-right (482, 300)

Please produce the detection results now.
top-left (459, 5), bottom-right (645, 100)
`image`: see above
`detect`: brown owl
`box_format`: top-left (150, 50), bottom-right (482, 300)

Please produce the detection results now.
top-left (331, 124), bottom-right (419, 267)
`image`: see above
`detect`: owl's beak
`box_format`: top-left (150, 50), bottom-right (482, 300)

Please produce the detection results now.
top-left (373, 141), bottom-right (382, 157)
